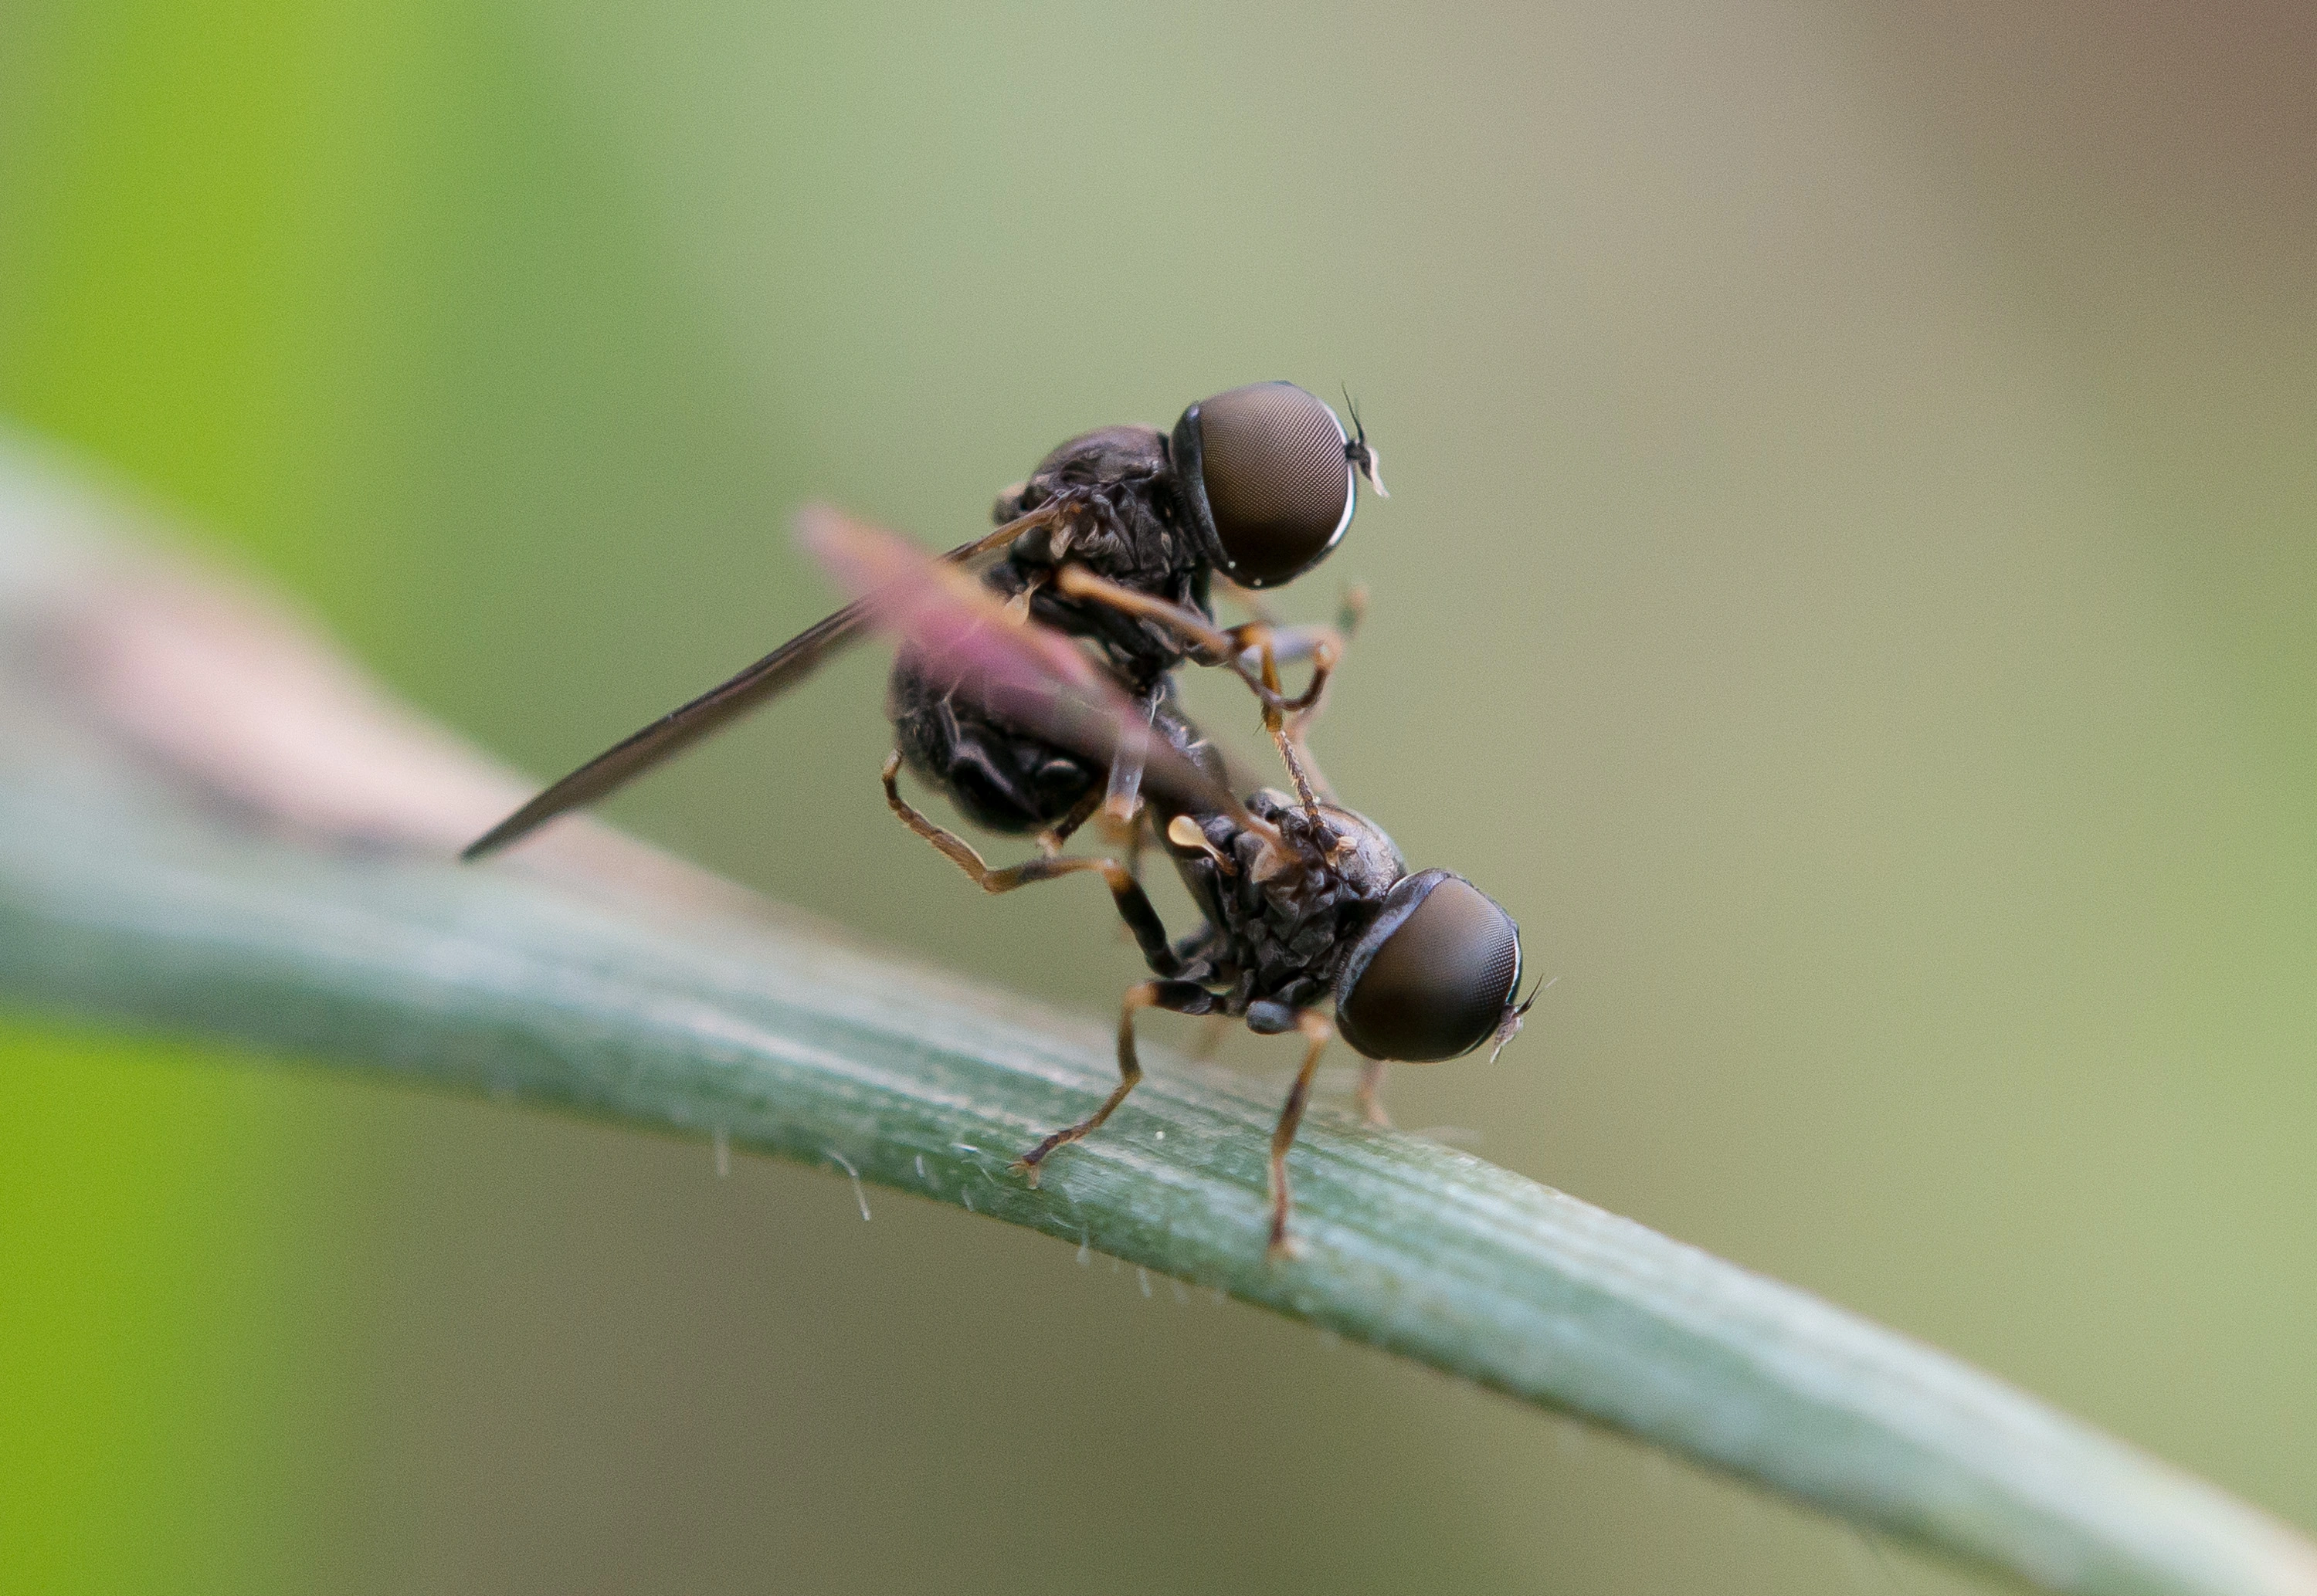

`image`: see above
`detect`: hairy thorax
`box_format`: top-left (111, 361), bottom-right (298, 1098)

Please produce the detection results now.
top-left (990, 425), bottom-right (1212, 693)
top-left (1166, 794), bottom-right (1407, 1013)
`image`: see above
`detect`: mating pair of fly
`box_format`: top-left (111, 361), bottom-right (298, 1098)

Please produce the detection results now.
top-left (466, 382), bottom-right (1533, 1258)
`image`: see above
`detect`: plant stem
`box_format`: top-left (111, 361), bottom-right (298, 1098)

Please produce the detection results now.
top-left (0, 436), bottom-right (2309, 1596)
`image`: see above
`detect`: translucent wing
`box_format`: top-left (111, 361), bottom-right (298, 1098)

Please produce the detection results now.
top-left (796, 504), bottom-right (1246, 822)
top-left (463, 510), bottom-right (1048, 859)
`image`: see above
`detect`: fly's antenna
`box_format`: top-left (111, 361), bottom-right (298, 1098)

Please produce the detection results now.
top-left (1513, 971), bottom-right (1555, 1020)
top-left (1489, 973), bottom-right (1555, 1063)
top-left (1341, 386), bottom-right (1389, 498)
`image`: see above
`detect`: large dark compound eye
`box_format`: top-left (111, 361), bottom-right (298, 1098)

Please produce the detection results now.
top-left (1171, 381), bottom-right (1358, 588)
top-left (1335, 871), bottom-right (1522, 1063)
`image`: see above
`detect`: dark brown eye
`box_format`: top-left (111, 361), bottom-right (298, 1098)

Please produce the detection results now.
top-left (1335, 871), bottom-right (1521, 1062)
top-left (1170, 381), bottom-right (1356, 588)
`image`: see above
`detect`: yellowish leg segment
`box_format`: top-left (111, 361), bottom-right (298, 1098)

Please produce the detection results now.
top-left (1011, 981), bottom-right (1159, 1186)
top-left (884, 754), bottom-right (1133, 897)
top-left (1354, 1057), bottom-right (1392, 1129)
top-left (1267, 1010), bottom-right (1336, 1260)
top-left (884, 754), bottom-right (1181, 978)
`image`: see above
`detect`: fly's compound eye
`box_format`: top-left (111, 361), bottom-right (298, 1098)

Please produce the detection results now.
top-left (1334, 870), bottom-right (1522, 1063)
top-left (1171, 381), bottom-right (1359, 588)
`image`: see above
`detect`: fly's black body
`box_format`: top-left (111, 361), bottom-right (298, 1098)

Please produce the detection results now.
top-left (986, 424), bottom-right (1209, 686)
top-left (464, 383), bottom-right (1382, 859)
top-left (874, 693), bottom-right (1531, 1258)
top-left (459, 390), bottom-right (1531, 1261)
top-left (1160, 786), bottom-right (1406, 1023)
top-left (888, 426), bottom-right (1195, 834)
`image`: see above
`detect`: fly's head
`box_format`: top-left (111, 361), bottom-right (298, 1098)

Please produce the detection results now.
top-left (1170, 382), bottom-right (1380, 589)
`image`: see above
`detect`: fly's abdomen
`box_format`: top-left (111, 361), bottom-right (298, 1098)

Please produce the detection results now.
top-left (887, 654), bottom-right (1101, 835)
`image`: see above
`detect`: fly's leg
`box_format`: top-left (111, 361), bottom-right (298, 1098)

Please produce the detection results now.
top-left (882, 754), bottom-right (1175, 972)
top-left (1122, 805), bottom-right (1148, 883)
top-left (1049, 566), bottom-right (1332, 718)
top-left (1228, 625), bottom-right (1327, 810)
top-left (1277, 583), bottom-right (1367, 754)
top-left (1266, 1010), bottom-right (1337, 1260)
top-left (1013, 979), bottom-right (1219, 1186)
top-left (1048, 564), bottom-right (1341, 808)
top-left (1089, 808), bottom-right (1154, 944)
top-left (1353, 1056), bottom-right (1392, 1129)
top-left (1212, 574), bottom-right (1278, 628)
top-left (1241, 588), bottom-right (1364, 808)
top-left (1209, 578), bottom-right (1365, 659)
top-left (1095, 799), bottom-right (1152, 881)
top-left (1098, 686), bottom-right (1160, 825)
top-left (1035, 784), bottom-right (1107, 856)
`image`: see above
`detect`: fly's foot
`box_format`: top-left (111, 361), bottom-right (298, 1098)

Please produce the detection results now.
top-left (1012, 1127), bottom-right (1079, 1187)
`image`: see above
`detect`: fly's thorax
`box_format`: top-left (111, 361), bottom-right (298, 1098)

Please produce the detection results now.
top-left (998, 425), bottom-right (1199, 595)
top-left (1023, 425), bottom-right (1171, 493)
top-left (1148, 793), bottom-right (1409, 1009)
top-left (991, 423), bottom-right (1169, 525)
top-left (1143, 760), bottom-right (1433, 1019)
top-left (1247, 792), bottom-right (1406, 897)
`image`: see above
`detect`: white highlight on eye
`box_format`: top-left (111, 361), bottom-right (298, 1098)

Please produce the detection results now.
top-left (1322, 403), bottom-right (1359, 547)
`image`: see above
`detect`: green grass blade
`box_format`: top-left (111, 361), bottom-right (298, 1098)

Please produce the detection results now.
top-left (1, 438), bottom-right (2310, 1596)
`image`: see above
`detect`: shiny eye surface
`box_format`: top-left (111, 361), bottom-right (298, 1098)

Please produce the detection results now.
top-left (1335, 871), bottom-right (1521, 1062)
top-left (1171, 381), bottom-right (1356, 588)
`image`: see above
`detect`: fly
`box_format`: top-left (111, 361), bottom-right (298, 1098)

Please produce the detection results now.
top-left (796, 510), bottom-right (1532, 1259)
top-left (462, 382), bottom-right (1386, 859)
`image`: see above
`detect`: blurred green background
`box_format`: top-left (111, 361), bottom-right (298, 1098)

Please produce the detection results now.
top-left (2, 2), bottom-right (2312, 1591)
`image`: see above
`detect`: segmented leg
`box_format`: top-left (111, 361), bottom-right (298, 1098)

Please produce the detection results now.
top-left (1267, 588), bottom-right (1365, 806)
top-left (1267, 1010), bottom-right (1336, 1260)
top-left (1220, 614), bottom-right (1352, 810)
top-left (1353, 1056), bottom-right (1392, 1128)
top-left (882, 754), bottom-right (1175, 972)
top-left (1035, 784), bottom-right (1107, 856)
top-left (1092, 809), bottom-right (1155, 944)
top-left (1100, 686), bottom-right (1160, 824)
top-left (1282, 584), bottom-right (1365, 758)
top-left (1233, 625), bottom-right (1325, 810)
top-left (1049, 563), bottom-right (1346, 806)
top-left (1013, 979), bottom-right (1218, 1185)
top-left (1049, 566), bottom-right (1332, 717)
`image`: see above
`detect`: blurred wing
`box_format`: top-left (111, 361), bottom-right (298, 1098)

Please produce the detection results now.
top-left (797, 504), bottom-right (1243, 820)
top-left (463, 513), bottom-right (1042, 859)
